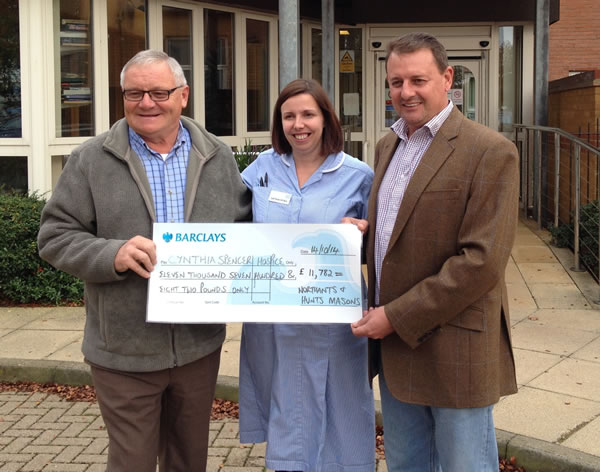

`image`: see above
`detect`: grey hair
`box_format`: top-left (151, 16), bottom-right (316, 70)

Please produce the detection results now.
top-left (120, 49), bottom-right (187, 88)
top-left (386, 32), bottom-right (449, 73)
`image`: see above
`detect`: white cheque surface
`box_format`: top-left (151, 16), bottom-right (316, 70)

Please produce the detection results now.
top-left (147, 223), bottom-right (363, 323)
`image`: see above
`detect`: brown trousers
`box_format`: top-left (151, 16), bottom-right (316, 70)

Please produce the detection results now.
top-left (90, 347), bottom-right (221, 472)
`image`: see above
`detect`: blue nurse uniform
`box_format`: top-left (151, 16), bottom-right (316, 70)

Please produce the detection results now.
top-left (239, 149), bottom-right (375, 472)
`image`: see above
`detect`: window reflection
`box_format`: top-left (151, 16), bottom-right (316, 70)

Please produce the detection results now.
top-left (498, 26), bottom-right (523, 133)
top-left (107, 0), bottom-right (147, 126)
top-left (56, 0), bottom-right (94, 137)
top-left (163, 6), bottom-right (193, 118)
top-left (246, 19), bottom-right (269, 132)
top-left (0, 156), bottom-right (27, 192)
top-left (311, 28), bottom-right (322, 84)
top-left (339, 28), bottom-right (362, 158)
top-left (204, 9), bottom-right (234, 136)
top-left (451, 65), bottom-right (476, 121)
top-left (0, 0), bottom-right (21, 138)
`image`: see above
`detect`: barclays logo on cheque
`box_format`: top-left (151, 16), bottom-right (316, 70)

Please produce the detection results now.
top-left (162, 232), bottom-right (227, 243)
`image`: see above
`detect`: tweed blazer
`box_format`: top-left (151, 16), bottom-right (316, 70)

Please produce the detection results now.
top-left (368, 107), bottom-right (519, 408)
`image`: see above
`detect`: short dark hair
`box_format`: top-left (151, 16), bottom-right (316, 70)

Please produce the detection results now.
top-left (271, 79), bottom-right (344, 156)
top-left (386, 32), bottom-right (449, 73)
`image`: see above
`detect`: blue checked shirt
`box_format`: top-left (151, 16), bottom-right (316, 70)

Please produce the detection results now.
top-left (129, 123), bottom-right (191, 223)
top-left (375, 101), bottom-right (453, 304)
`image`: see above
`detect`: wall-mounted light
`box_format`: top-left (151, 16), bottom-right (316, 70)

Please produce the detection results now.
top-left (339, 30), bottom-right (350, 36)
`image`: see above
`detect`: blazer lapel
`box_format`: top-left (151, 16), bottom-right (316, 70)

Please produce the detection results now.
top-left (385, 108), bottom-right (463, 254)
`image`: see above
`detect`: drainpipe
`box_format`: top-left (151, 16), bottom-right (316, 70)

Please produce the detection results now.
top-left (535, 0), bottom-right (550, 227)
top-left (279, 0), bottom-right (300, 90)
top-left (321, 0), bottom-right (335, 103)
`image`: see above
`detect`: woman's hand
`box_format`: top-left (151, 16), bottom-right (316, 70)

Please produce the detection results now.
top-left (341, 217), bottom-right (369, 235)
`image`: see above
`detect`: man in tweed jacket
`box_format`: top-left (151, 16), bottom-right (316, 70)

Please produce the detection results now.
top-left (352, 33), bottom-right (518, 472)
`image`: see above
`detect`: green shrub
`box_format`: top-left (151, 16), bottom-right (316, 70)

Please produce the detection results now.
top-left (549, 200), bottom-right (599, 278)
top-left (0, 190), bottom-right (83, 305)
top-left (233, 139), bottom-right (263, 172)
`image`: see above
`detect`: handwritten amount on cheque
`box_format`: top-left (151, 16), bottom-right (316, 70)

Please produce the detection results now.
top-left (156, 252), bottom-right (360, 306)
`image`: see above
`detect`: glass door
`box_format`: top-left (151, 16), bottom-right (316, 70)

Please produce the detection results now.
top-left (448, 59), bottom-right (483, 123)
top-left (374, 52), bottom-right (398, 144)
top-left (375, 55), bottom-right (485, 140)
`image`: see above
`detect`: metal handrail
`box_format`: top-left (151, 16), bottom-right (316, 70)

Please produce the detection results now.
top-left (514, 123), bottom-right (600, 277)
top-left (514, 124), bottom-right (600, 155)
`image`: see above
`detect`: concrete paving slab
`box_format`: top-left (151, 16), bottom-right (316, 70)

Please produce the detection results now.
top-left (505, 259), bottom-right (524, 284)
top-left (524, 308), bottom-right (600, 333)
top-left (0, 330), bottom-right (83, 360)
top-left (550, 246), bottom-right (600, 309)
top-left (219, 340), bottom-right (241, 378)
top-left (516, 223), bottom-right (539, 235)
top-left (47, 339), bottom-right (85, 363)
top-left (513, 233), bottom-right (550, 246)
top-left (226, 323), bottom-right (242, 341)
top-left (529, 358), bottom-right (600, 402)
top-left (509, 306), bottom-right (540, 324)
top-left (511, 319), bottom-right (598, 356)
top-left (506, 283), bottom-right (537, 317)
top-left (518, 262), bottom-right (576, 284)
top-left (512, 245), bottom-right (558, 263)
top-left (493, 386), bottom-right (600, 443)
top-left (0, 329), bottom-right (14, 338)
top-left (528, 283), bottom-right (591, 309)
top-left (512, 348), bottom-right (563, 385)
top-left (0, 308), bottom-right (51, 329)
top-left (373, 376), bottom-right (381, 402)
top-left (572, 335), bottom-right (600, 363)
top-left (22, 308), bottom-right (85, 331)
top-left (562, 415), bottom-right (600, 457)
top-left (507, 281), bottom-right (536, 299)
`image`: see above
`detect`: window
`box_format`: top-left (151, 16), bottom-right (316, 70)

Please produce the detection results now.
top-left (0, 0), bottom-right (21, 138)
top-left (311, 28), bottom-right (322, 84)
top-left (246, 19), bottom-right (269, 132)
top-left (338, 28), bottom-right (362, 158)
top-left (498, 26), bottom-right (523, 133)
top-left (163, 6), bottom-right (193, 118)
top-left (55, 0), bottom-right (94, 137)
top-left (204, 9), bottom-right (234, 136)
top-left (107, 0), bottom-right (147, 126)
top-left (0, 156), bottom-right (27, 192)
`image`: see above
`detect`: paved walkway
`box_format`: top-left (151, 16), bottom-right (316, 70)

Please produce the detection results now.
top-left (1, 220), bottom-right (600, 471)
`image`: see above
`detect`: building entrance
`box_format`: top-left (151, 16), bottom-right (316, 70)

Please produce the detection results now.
top-left (372, 52), bottom-right (487, 156)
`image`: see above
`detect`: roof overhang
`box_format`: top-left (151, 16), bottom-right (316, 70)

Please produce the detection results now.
top-left (203, 0), bottom-right (559, 24)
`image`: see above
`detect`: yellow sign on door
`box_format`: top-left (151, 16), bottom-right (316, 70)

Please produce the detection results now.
top-left (340, 50), bottom-right (355, 73)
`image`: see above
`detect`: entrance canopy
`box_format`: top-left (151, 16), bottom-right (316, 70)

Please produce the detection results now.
top-left (209, 0), bottom-right (559, 24)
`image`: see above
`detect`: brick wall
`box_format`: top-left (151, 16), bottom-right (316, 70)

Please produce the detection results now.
top-left (546, 72), bottom-right (600, 224)
top-left (549, 0), bottom-right (600, 81)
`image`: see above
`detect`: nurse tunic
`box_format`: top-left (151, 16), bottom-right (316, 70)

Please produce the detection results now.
top-left (239, 148), bottom-right (375, 472)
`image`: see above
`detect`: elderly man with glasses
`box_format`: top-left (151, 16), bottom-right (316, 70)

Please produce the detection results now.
top-left (38, 49), bottom-right (251, 472)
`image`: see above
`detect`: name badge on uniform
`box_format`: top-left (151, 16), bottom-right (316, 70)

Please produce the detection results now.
top-left (268, 190), bottom-right (292, 205)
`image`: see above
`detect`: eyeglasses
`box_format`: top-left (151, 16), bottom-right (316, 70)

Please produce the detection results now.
top-left (122, 85), bottom-right (184, 102)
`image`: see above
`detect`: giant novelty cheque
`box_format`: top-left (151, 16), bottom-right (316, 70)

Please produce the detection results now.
top-left (146, 223), bottom-right (363, 323)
